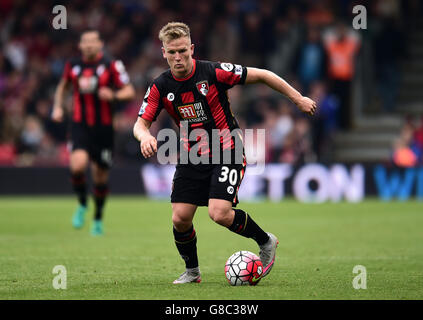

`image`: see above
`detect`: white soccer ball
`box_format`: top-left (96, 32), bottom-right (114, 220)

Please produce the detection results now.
top-left (224, 251), bottom-right (263, 286)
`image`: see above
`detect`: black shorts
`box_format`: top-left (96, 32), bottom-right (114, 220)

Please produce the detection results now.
top-left (70, 124), bottom-right (114, 169)
top-left (171, 159), bottom-right (247, 207)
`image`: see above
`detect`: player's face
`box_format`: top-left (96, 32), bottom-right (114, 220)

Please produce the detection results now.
top-left (162, 37), bottom-right (194, 78)
top-left (79, 31), bottom-right (103, 60)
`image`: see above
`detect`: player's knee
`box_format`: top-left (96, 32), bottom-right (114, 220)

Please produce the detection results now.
top-left (70, 160), bottom-right (87, 173)
top-left (70, 150), bottom-right (89, 171)
top-left (208, 206), bottom-right (232, 227)
top-left (172, 210), bottom-right (192, 232)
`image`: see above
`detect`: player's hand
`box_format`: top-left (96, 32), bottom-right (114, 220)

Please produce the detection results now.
top-left (98, 87), bottom-right (115, 101)
top-left (295, 96), bottom-right (317, 116)
top-left (140, 135), bottom-right (158, 158)
top-left (51, 106), bottom-right (64, 122)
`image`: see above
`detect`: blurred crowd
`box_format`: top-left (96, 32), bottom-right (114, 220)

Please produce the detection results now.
top-left (0, 0), bottom-right (419, 167)
top-left (392, 116), bottom-right (423, 167)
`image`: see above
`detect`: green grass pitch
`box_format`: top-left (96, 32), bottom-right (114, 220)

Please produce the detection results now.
top-left (0, 196), bottom-right (422, 300)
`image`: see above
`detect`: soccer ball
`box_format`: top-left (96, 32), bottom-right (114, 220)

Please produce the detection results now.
top-left (224, 251), bottom-right (263, 286)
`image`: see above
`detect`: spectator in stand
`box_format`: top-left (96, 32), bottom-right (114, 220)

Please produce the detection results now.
top-left (267, 101), bottom-right (295, 163)
top-left (373, 17), bottom-right (405, 113)
top-left (279, 116), bottom-right (315, 165)
top-left (392, 116), bottom-right (423, 167)
top-left (323, 20), bottom-right (360, 130)
top-left (411, 117), bottom-right (423, 165)
top-left (240, 11), bottom-right (264, 67)
top-left (305, 0), bottom-right (335, 28)
top-left (208, 16), bottom-right (239, 63)
top-left (268, 8), bottom-right (303, 78)
top-left (294, 26), bottom-right (328, 94)
top-left (19, 115), bottom-right (44, 155)
top-left (308, 81), bottom-right (339, 162)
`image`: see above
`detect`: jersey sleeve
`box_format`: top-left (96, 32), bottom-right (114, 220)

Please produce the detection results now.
top-left (62, 61), bottom-right (72, 81)
top-left (213, 62), bottom-right (248, 90)
top-left (138, 83), bottom-right (163, 122)
top-left (110, 60), bottom-right (130, 89)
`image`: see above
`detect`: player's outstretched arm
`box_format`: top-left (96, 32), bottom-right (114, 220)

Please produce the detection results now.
top-left (245, 67), bottom-right (317, 116)
top-left (51, 78), bottom-right (69, 122)
top-left (133, 117), bottom-right (157, 158)
top-left (98, 84), bottom-right (136, 102)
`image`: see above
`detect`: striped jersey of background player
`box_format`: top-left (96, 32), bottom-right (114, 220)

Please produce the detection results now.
top-left (133, 22), bottom-right (317, 284)
top-left (52, 29), bottom-right (135, 236)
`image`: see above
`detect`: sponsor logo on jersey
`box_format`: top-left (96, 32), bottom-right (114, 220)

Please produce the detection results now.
top-left (196, 80), bottom-right (209, 96)
top-left (167, 92), bottom-right (175, 101)
top-left (221, 62), bottom-right (234, 72)
top-left (227, 186), bottom-right (234, 194)
top-left (177, 101), bottom-right (208, 123)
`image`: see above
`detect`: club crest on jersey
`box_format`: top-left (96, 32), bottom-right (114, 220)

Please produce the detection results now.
top-left (78, 75), bottom-right (98, 93)
top-left (196, 80), bottom-right (209, 96)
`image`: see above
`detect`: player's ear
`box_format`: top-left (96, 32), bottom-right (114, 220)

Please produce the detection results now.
top-left (161, 46), bottom-right (166, 59)
top-left (190, 43), bottom-right (194, 56)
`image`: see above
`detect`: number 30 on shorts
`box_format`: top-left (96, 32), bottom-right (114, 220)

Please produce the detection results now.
top-left (218, 166), bottom-right (238, 185)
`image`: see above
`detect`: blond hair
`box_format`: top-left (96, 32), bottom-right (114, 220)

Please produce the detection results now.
top-left (158, 22), bottom-right (191, 43)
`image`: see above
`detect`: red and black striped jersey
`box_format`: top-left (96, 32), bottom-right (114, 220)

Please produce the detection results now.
top-left (138, 59), bottom-right (247, 155)
top-left (62, 53), bottom-right (130, 127)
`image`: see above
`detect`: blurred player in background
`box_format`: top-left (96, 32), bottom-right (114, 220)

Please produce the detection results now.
top-left (52, 30), bottom-right (135, 235)
top-left (133, 22), bottom-right (317, 283)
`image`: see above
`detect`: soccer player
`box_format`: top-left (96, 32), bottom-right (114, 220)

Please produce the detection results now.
top-left (133, 22), bottom-right (317, 283)
top-left (52, 30), bottom-right (135, 235)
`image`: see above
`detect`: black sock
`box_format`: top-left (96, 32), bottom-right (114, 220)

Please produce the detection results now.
top-left (173, 225), bottom-right (199, 269)
top-left (228, 209), bottom-right (269, 246)
top-left (93, 184), bottom-right (109, 220)
top-left (71, 173), bottom-right (87, 207)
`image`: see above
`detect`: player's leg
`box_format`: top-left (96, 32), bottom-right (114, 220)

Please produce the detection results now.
top-left (170, 166), bottom-right (210, 284)
top-left (70, 149), bottom-right (90, 228)
top-left (171, 202), bottom-right (201, 284)
top-left (208, 199), bottom-right (270, 246)
top-left (89, 131), bottom-right (113, 236)
top-left (208, 199), bottom-right (278, 277)
top-left (209, 163), bottom-right (278, 277)
top-left (90, 162), bottom-right (109, 236)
